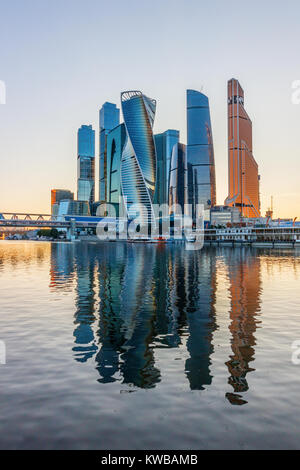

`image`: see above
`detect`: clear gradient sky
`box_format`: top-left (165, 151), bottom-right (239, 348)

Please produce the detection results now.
top-left (1, 0), bottom-right (300, 218)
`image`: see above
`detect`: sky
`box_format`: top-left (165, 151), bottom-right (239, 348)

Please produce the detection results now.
top-left (1, 0), bottom-right (300, 218)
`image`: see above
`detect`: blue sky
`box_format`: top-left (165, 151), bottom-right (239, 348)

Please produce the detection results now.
top-left (1, 0), bottom-right (300, 217)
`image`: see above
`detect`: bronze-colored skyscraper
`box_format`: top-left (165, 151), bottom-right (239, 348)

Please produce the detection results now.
top-left (225, 79), bottom-right (260, 218)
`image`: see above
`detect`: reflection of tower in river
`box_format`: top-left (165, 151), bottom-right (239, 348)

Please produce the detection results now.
top-left (95, 243), bottom-right (127, 384)
top-left (165, 246), bottom-right (217, 390)
top-left (50, 243), bottom-right (98, 363)
top-left (73, 245), bottom-right (98, 363)
top-left (49, 243), bottom-right (75, 291)
top-left (50, 243), bottom-right (218, 391)
top-left (152, 245), bottom-right (185, 349)
top-left (184, 250), bottom-right (217, 390)
top-left (94, 244), bottom-right (218, 390)
top-left (225, 248), bottom-right (262, 405)
top-left (96, 244), bottom-right (161, 388)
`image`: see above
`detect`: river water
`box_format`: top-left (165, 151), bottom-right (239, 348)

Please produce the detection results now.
top-left (0, 241), bottom-right (300, 449)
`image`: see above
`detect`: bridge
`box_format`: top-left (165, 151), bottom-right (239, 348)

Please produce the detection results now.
top-left (0, 212), bottom-right (67, 228)
top-left (0, 213), bottom-right (105, 227)
top-left (0, 213), bottom-right (116, 240)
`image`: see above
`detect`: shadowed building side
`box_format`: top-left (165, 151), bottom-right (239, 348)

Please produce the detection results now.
top-left (106, 123), bottom-right (127, 217)
top-left (154, 129), bottom-right (179, 206)
top-left (169, 143), bottom-right (188, 215)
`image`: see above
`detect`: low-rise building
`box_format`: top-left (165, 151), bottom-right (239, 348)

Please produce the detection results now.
top-left (210, 205), bottom-right (240, 226)
top-left (51, 189), bottom-right (74, 215)
top-left (56, 200), bottom-right (90, 218)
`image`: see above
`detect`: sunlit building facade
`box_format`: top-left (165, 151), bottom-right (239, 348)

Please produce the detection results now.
top-left (154, 129), bottom-right (179, 206)
top-left (121, 91), bottom-right (157, 224)
top-left (77, 125), bottom-right (95, 204)
top-left (225, 79), bottom-right (260, 218)
top-left (99, 102), bottom-right (120, 203)
top-left (187, 90), bottom-right (216, 220)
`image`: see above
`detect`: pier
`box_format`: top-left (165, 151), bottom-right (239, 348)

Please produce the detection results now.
top-left (204, 227), bottom-right (300, 247)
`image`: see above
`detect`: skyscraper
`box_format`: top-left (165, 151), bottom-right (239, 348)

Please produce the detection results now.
top-left (225, 79), bottom-right (260, 218)
top-left (154, 129), bottom-right (179, 206)
top-left (106, 123), bottom-right (127, 217)
top-left (121, 91), bottom-right (157, 224)
top-left (77, 125), bottom-right (95, 204)
top-left (186, 90), bottom-right (216, 220)
top-left (99, 102), bottom-right (120, 203)
top-left (169, 143), bottom-right (187, 214)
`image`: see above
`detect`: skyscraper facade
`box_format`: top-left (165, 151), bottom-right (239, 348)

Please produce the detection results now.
top-left (77, 125), bottom-right (95, 204)
top-left (154, 129), bottom-right (179, 206)
top-left (121, 91), bottom-right (157, 224)
top-left (187, 90), bottom-right (216, 220)
top-left (225, 79), bottom-right (260, 218)
top-left (99, 102), bottom-right (120, 203)
top-left (169, 143), bottom-right (187, 215)
top-left (106, 123), bottom-right (127, 217)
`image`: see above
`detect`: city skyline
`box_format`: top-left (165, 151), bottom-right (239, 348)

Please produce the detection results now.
top-left (1, 1), bottom-right (300, 218)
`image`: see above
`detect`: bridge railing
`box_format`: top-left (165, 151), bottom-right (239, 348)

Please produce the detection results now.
top-left (0, 212), bottom-right (55, 221)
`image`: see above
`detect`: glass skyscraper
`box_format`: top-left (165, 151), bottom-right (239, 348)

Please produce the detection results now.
top-left (99, 102), bottom-right (120, 203)
top-left (154, 129), bottom-right (179, 206)
top-left (169, 143), bottom-right (187, 215)
top-left (121, 91), bottom-right (157, 224)
top-left (77, 125), bottom-right (95, 204)
top-left (106, 123), bottom-right (127, 217)
top-left (186, 90), bottom-right (216, 220)
top-left (225, 79), bottom-right (260, 218)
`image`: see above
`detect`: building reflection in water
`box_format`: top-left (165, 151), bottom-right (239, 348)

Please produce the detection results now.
top-left (49, 243), bottom-right (260, 398)
top-left (184, 250), bottom-right (217, 390)
top-left (73, 246), bottom-right (98, 363)
top-left (224, 248), bottom-right (262, 405)
top-left (95, 244), bottom-right (161, 388)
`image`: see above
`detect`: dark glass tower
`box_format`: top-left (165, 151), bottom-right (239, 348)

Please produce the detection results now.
top-left (99, 102), bottom-right (120, 203)
top-left (169, 143), bottom-right (187, 215)
top-left (77, 125), bottom-right (95, 204)
top-left (154, 130), bottom-right (179, 206)
top-left (186, 90), bottom-right (216, 220)
top-left (106, 123), bottom-right (127, 217)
